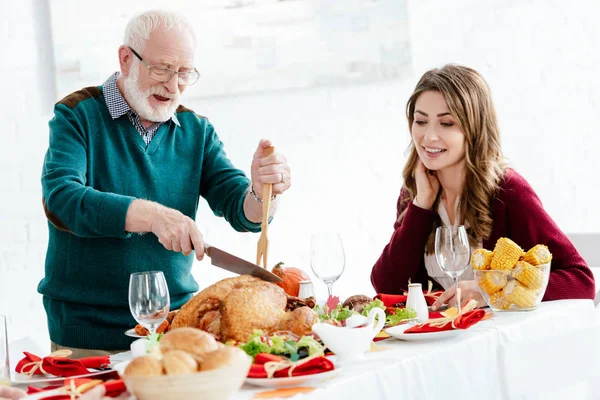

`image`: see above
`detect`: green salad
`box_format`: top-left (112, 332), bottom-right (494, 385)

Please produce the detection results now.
top-left (144, 332), bottom-right (163, 355)
top-left (314, 299), bottom-right (417, 326)
top-left (238, 330), bottom-right (324, 361)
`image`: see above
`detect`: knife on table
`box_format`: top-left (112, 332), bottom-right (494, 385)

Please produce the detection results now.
top-left (202, 242), bottom-right (282, 283)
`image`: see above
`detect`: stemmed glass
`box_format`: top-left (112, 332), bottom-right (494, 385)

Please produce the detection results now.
top-left (129, 271), bottom-right (170, 336)
top-left (310, 232), bottom-right (345, 298)
top-left (434, 225), bottom-right (470, 311)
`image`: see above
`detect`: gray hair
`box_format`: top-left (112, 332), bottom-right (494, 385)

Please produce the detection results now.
top-left (123, 10), bottom-right (196, 53)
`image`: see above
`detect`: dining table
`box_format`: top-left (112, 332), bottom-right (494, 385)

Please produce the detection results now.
top-left (9, 299), bottom-right (600, 400)
top-left (234, 299), bottom-right (600, 400)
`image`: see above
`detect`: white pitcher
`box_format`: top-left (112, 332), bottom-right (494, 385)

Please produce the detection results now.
top-left (312, 307), bottom-right (386, 363)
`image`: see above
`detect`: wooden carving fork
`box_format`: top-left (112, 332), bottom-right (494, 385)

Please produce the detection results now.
top-left (256, 146), bottom-right (275, 268)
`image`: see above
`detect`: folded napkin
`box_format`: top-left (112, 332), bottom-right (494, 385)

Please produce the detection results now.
top-left (404, 309), bottom-right (486, 334)
top-left (248, 353), bottom-right (334, 379)
top-left (27, 378), bottom-right (126, 398)
top-left (15, 351), bottom-right (110, 377)
top-left (375, 290), bottom-right (443, 309)
top-left (373, 310), bottom-right (447, 342)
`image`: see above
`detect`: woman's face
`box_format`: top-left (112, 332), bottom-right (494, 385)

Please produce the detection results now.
top-left (411, 90), bottom-right (466, 172)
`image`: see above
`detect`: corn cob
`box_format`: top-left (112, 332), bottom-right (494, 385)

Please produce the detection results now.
top-left (489, 289), bottom-right (511, 310)
top-left (491, 238), bottom-right (523, 271)
top-left (522, 244), bottom-right (552, 266)
top-left (512, 261), bottom-right (545, 290)
top-left (471, 249), bottom-right (494, 270)
top-left (504, 281), bottom-right (537, 309)
top-left (477, 270), bottom-right (508, 295)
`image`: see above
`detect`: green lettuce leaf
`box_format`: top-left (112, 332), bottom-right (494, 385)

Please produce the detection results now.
top-left (296, 335), bottom-right (325, 357)
top-left (386, 308), bottom-right (417, 326)
top-left (361, 299), bottom-right (386, 317)
top-left (238, 330), bottom-right (325, 360)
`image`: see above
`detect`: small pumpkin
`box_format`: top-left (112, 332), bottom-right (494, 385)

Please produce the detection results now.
top-left (271, 262), bottom-right (311, 296)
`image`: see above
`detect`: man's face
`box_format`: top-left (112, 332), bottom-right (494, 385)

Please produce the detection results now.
top-left (123, 26), bottom-right (195, 122)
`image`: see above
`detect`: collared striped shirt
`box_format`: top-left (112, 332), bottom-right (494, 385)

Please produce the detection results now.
top-left (102, 72), bottom-right (180, 146)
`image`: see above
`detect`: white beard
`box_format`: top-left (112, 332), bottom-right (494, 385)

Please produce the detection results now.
top-left (123, 64), bottom-right (181, 123)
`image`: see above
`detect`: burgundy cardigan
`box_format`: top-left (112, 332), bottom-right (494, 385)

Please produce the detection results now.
top-left (371, 169), bottom-right (596, 301)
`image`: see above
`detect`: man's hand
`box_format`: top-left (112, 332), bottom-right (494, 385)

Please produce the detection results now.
top-left (126, 200), bottom-right (204, 260)
top-left (150, 205), bottom-right (204, 260)
top-left (250, 139), bottom-right (291, 200)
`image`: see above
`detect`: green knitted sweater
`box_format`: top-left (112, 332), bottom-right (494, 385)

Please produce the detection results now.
top-left (38, 86), bottom-right (260, 350)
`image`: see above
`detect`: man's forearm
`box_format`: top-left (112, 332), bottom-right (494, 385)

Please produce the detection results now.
top-left (125, 199), bottom-right (160, 233)
top-left (243, 190), bottom-right (278, 223)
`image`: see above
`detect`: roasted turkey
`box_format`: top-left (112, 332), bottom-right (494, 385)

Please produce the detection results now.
top-left (171, 275), bottom-right (317, 342)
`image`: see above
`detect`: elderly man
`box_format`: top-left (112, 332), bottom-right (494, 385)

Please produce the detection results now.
top-left (38, 10), bottom-right (291, 357)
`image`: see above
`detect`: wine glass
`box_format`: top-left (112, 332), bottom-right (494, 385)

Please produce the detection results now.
top-left (129, 271), bottom-right (170, 336)
top-left (434, 225), bottom-right (470, 311)
top-left (310, 232), bottom-right (345, 298)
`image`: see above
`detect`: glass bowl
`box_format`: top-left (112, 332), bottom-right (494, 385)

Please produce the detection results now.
top-left (474, 263), bottom-right (550, 311)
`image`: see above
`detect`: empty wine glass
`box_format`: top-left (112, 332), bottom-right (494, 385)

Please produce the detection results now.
top-left (129, 271), bottom-right (170, 336)
top-left (435, 225), bottom-right (471, 310)
top-left (310, 232), bottom-right (345, 298)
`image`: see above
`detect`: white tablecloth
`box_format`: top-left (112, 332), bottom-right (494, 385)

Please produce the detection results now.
top-left (235, 300), bottom-right (600, 400)
top-left (10, 300), bottom-right (599, 399)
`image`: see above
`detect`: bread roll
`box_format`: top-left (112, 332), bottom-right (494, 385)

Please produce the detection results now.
top-left (163, 349), bottom-right (198, 375)
top-left (200, 346), bottom-right (250, 372)
top-left (160, 327), bottom-right (218, 361)
top-left (124, 355), bottom-right (163, 377)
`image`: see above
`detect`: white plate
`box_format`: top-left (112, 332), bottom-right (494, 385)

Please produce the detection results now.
top-left (11, 368), bottom-right (118, 387)
top-left (124, 329), bottom-right (144, 339)
top-left (245, 368), bottom-right (339, 388)
top-left (384, 323), bottom-right (463, 341)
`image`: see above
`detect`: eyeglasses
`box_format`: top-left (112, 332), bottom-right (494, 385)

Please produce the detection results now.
top-left (128, 46), bottom-right (200, 86)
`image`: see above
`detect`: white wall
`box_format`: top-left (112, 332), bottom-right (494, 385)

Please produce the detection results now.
top-left (407, 0), bottom-right (600, 232)
top-left (1, 0), bottom-right (599, 352)
top-left (0, 1), bottom-right (55, 351)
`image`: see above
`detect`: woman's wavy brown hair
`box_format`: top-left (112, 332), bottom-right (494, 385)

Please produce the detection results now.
top-left (399, 64), bottom-right (506, 253)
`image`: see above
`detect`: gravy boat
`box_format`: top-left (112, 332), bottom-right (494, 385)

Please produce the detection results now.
top-left (312, 307), bottom-right (386, 363)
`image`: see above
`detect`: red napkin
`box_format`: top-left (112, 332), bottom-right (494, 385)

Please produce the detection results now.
top-left (15, 352), bottom-right (110, 377)
top-left (248, 353), bottom-right (334, 379)
top-left (375, 290), bottom-right (443, 309)
top-left (428, 311), bottom-right (445, 319)
top-left (101, 379), bottom-right (127, 397)
top-left (27, 378), bottom-right (126, 398)
top-left (404, 309), bottom-right (486, 334)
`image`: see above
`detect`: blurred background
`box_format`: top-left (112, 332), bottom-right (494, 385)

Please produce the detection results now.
top-left (1, 0), bottom-right (598, 351)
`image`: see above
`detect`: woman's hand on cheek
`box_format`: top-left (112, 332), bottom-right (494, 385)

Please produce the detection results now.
top-left (414, 159), bottom-right (440, 210)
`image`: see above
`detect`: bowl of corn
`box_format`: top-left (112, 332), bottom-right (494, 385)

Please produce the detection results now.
top-left (472, 238), bottom-right (552, 311)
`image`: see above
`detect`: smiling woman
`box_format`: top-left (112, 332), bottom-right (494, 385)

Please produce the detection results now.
top-left (370, 64), bottom-right (596, 307)
top-left (411, 90), bottom-right (467, 225)
top-left (412, 92), bottom-right (465, 167)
